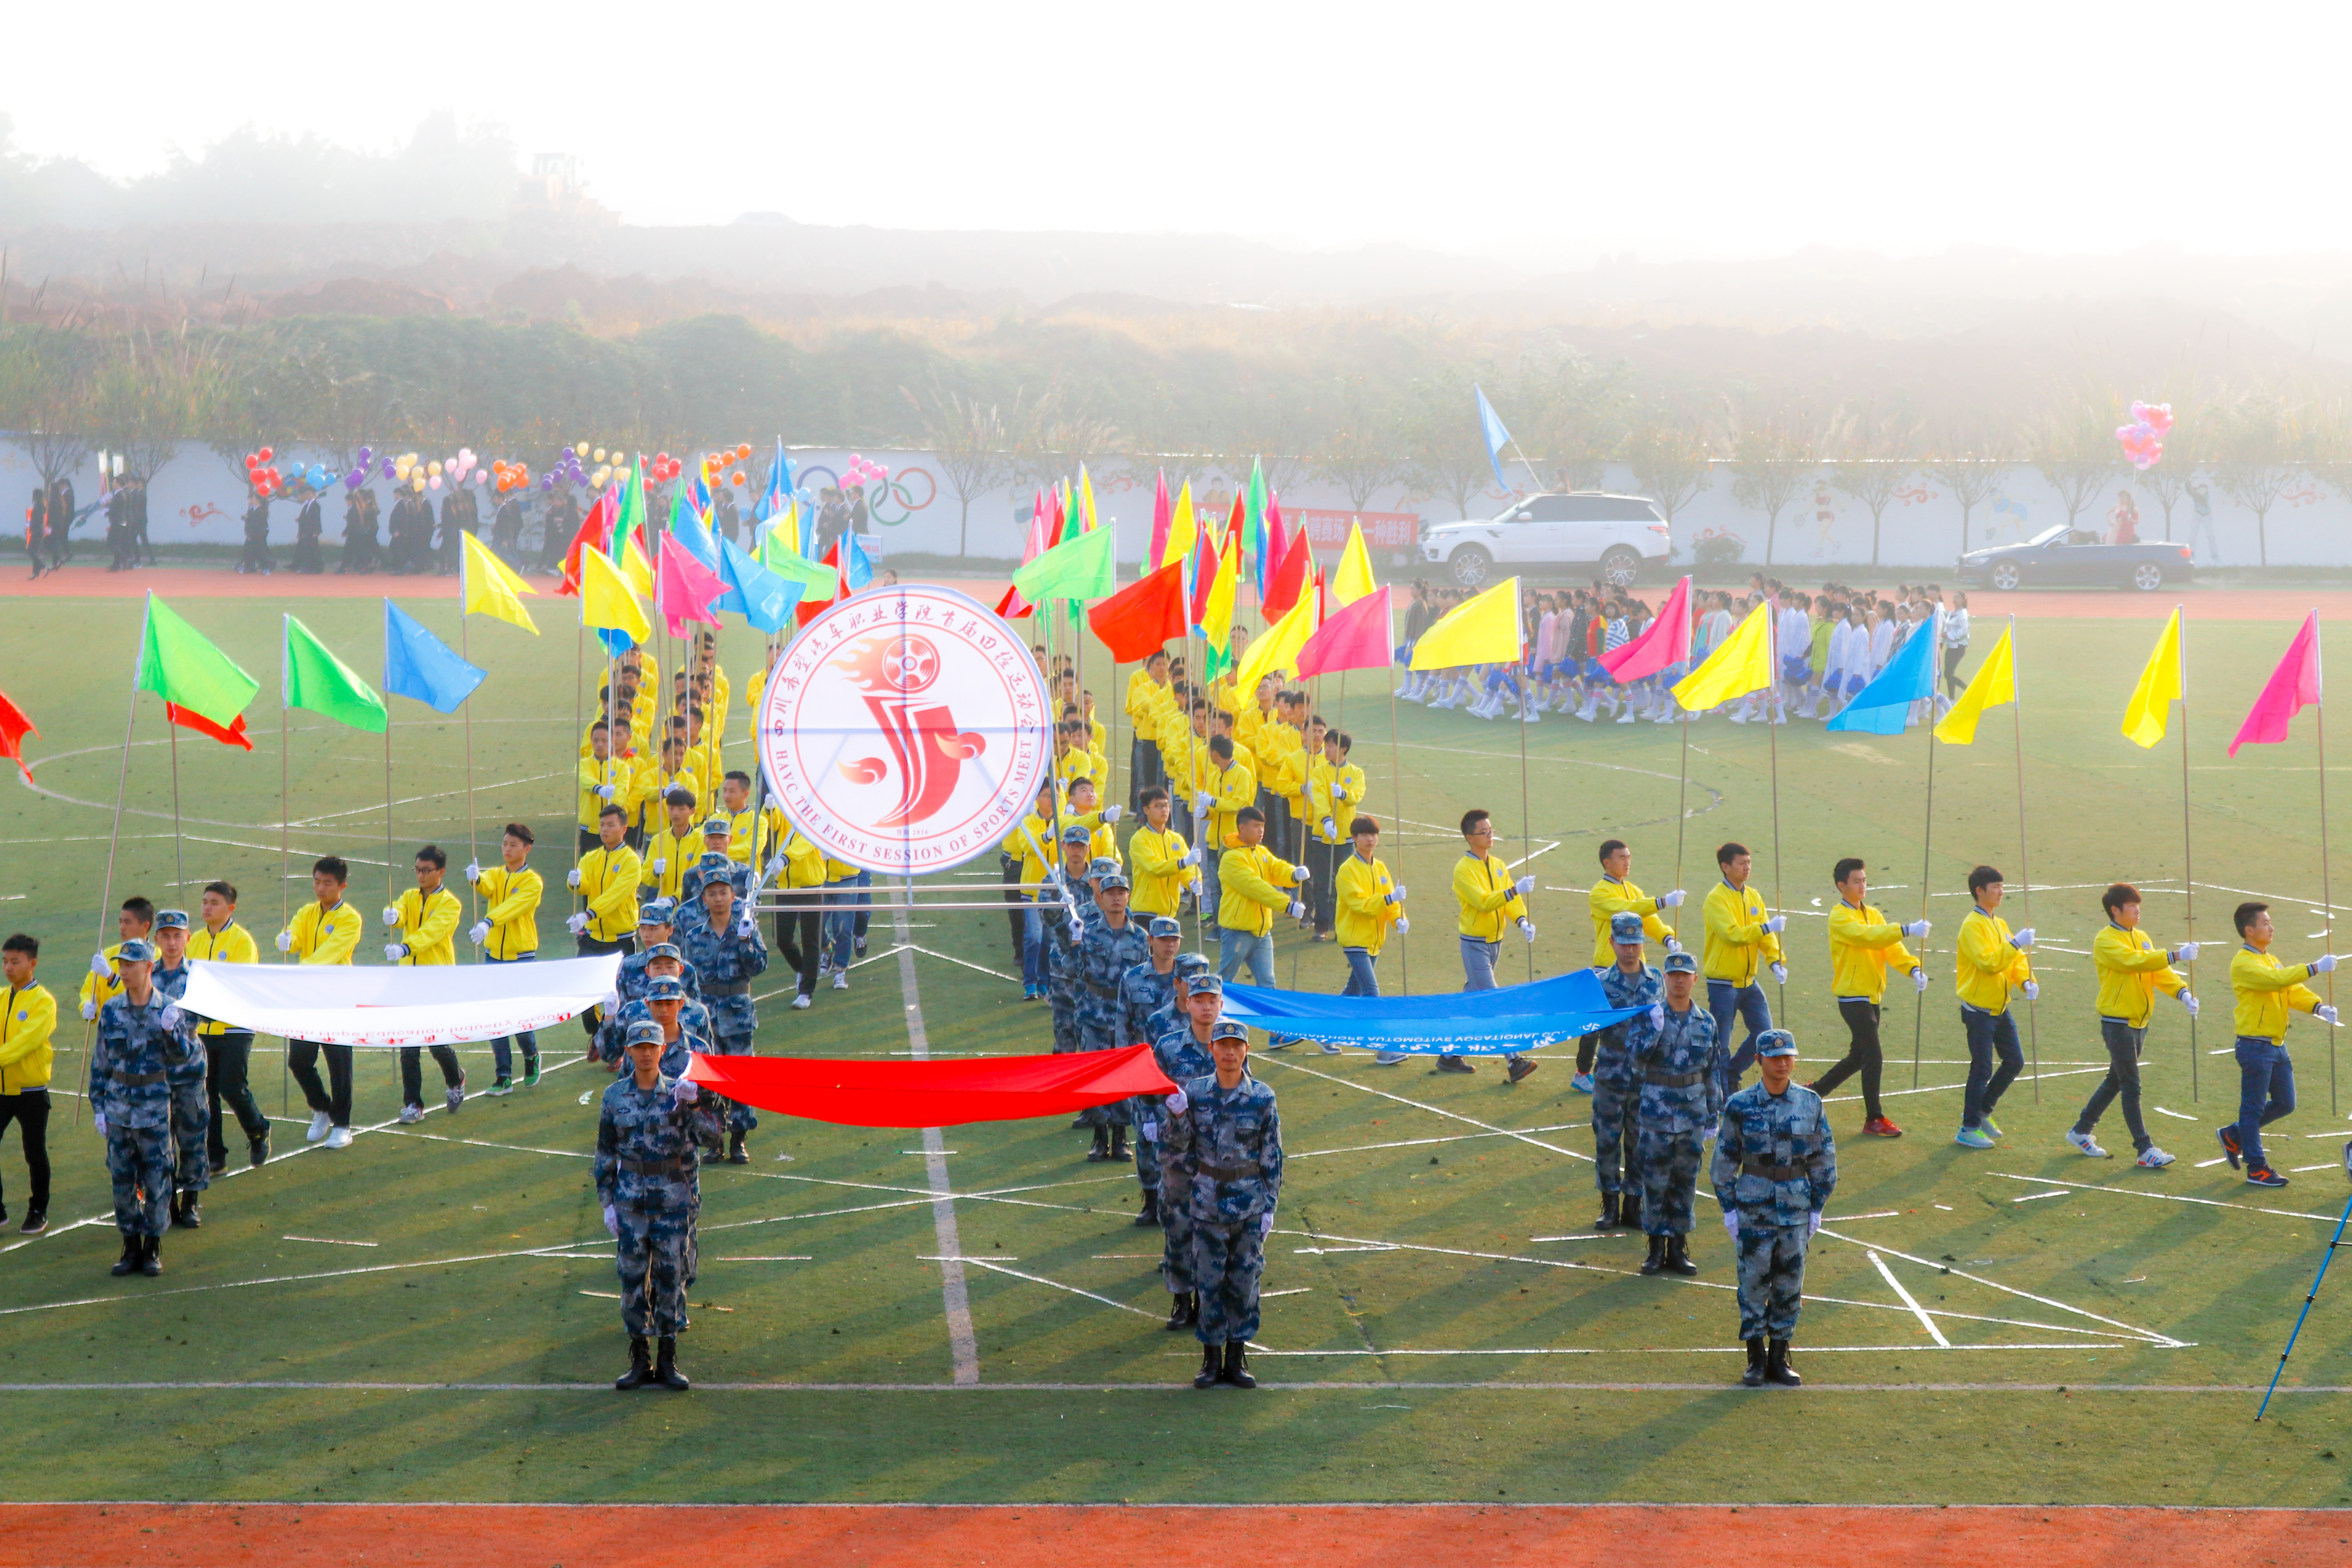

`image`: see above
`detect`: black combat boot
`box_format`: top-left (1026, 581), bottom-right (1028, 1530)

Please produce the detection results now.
top-left (1086, 1126), bottom-right (1111, 1162)
top-left (1134, 1190), bottom-right (1159, 1227)
top-left (1108, 1126), bottom-right (1129, 1161)
top-left (177, 1193), bottom-right (202, 1229)
top-left (1765, 1339), bottom-right (1801, 1387)
top-left (139, 1234), bottom-right (162, 1277)
top-left (615, 1336), bottom-right (653, 1390)
top-left (111, 1235), bottom-right (139, 1276)
top-left (1740, 1338), bottom-right (1768, 1387)
top-left (1638, 1234), bottom-right (1667, 1275)
top-left (1194, 1343), bottom-right (1221, 1388)
top-left (654, 1336), bottom-right (690, 1390)
top-left (1620, 1191), bottom-right (1642, 1231)
top-left (1592, 1192), bottom-right (1620, 1230)
top-left (1663, 1234), bottom-right (1698, 1276)
top-left (725, 1131), bottom-right (748, 1165)
top-left (1221, 1341), bottom-right (1256, 1389)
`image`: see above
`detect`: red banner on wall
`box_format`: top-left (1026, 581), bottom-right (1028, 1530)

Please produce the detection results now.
top-left (1289, 509), bottom-right (1420, 551)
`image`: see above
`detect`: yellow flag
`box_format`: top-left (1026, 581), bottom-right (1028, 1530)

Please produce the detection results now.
top-left (1234, 587), bottom-right (1318, 694)
top-left (1671, 601), bottom-right (1775, 709)
top-left (1161, 482), bottom-right (1196, 570)
top-left (1331, 521), bottom-right (1377, 608)
top-left (1410, 577), bottom-right (1522, 670)
top-left (580, 544), bottom-right (652, 646)
top-left (1933, 624), bottom-right (2015, 745)
top-left (461, 532), bottom-right (539, 634)
top-left (768, 500), bottom-right (801, 559)
top-left (1200, 536), bottom-right (1240, 649)
top-left (621, 534), bottom-right (655, 599)
top-left (2120, 608), bottom-right (2181, 749)
top-left (1080, 465), bottom-right (1099, 532)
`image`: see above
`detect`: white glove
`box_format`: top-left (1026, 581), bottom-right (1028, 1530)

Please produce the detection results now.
top-left (2011, 926), bottom-right (2036, 950)
top-left (1722, 1209), bottom-right (1740, 1239)
top-left (275, 930), bottom-right (294, 953)
top-left (1292, 864), bottom-right (1311, 884)
top-left (1514, 875), bottom-right (1537, 896)
top-left (1258, 1211), bottom-right (1275, 1239)
top-left (381, 906), bottom-right (401, 928)
top-left (160, 1005), bottom-right (183, 1030)
top-left (465, 861), bottom-right (482, 882)
top-left (2316, 954), bottom-right (2339, 975)
top-left (736, 915), bottom-right (756, 940)
top-left (1519, 918), bottom-right (1537, 943)
top-left (1103, 805), bottom-right (1123, 825)
top-left (2172, 942), bottom-right (2200, 964)
top-left (1192, 792), bottom-right (1212, 815)
top-left (80, 999), bottom-right (97, 1021)
top-left (90, 951), bottom-right (113, 979)
top-left (1665, 937), bottom-right (1684, 956)
top-left (1320, 817), bottom-right (1336, 839)
top-left (1388, 885), bottom-right (1407, 903)
top-left (1766, 961), bottom-right (1787, 986)
top-left (566, 913), bottom-right (590, 935)
top-left (651, 857), bottom-right (667, 874)
top-left (1180, 847), bottom-right (1201, 868)
top-left (1287, 899), bottom-right (1307, 920)
top-left (1808, 1212), bottom-right (1822, 1238)
top-left (1141, 1119), bottom-right (1159, 1140)
top-left (1394, 916), bottom-right (1410, 934)
top-left (93, 1112), bottom-right (107, 1138)
top-left (1914, 968), bottom-right (1930, 995)
top-left (2181, 992), bottom-right (2200, 1018)
top-left (672, 1078), bottom-right (701, 1106)
top-left (1165, 1087), bottom-right (1189, 1116)
top-left (1703, 1123), bottom-right (1718, 1147)
top-left (595, 783), bottom-right (615, 801)
top-left (602, 1205), bottom-right (619, 1236)
top-left (385, 943), bottom-right (408, 962)
top-left (1762, 915), bottom-right (1787, 934)
top-left (2022, 980), bottom-right (2040, 1002)
top-left (566, 869), bottom-right (584, 889)
top-left (1647, 1002), bottom-right (1665, 1028)
top-left (603, 991), bottom-right (621, 1013)
top-left (1902, 919), bottom-right (1931, 938)
top-left (2321, 1004), bottom-right (2342, 1027)
top-left (469, 921), bottom-right (491, 946)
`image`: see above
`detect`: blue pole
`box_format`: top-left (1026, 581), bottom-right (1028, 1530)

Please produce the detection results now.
top-left (2257, 1185), bottom-right (2352, 1421)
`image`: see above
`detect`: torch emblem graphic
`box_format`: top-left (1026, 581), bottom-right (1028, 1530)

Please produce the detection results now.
top-left (830, 632), bottom-right (988, 829)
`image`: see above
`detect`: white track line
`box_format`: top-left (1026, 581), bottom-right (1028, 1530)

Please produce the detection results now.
top-left (958, 1256), bottom-right (1163, 1321)
top-left (898, 906), bottom-right (979, 1387)
top-left (1254, 1056), bottom-right (1592, 1163)
top-left (2, 1376), bottom-right (2293, 1394)
top-left (1813, 1227), bottom-right (2182, 1347)
top-left (1868, 1250), bottom-right (1950, 1348)
top-left (1985, 1170), bottom-right (2352, 1226)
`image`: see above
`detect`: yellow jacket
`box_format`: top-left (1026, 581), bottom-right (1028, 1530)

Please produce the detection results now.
top-left (473, 865), bottom-right (542, 959)
top-left (1263, 726), bottom-right (1307, 811)
top-left (635, 763), bottom-right (706, 835)
top-left (1219, 841), bottom-right (1299, 937)
top-left (79, 940), bottom-right (131, 1016)
top-left (576, 844), bottom-right (643, 943)
top-left (1000, 808), bottom-right (1102, 893)
top-left (187, 921), bottom-right (259, 1034)
top-left (1236, 702), bottom-right (1272, 761)
top-left (1305, 758), bottom-right (1367, 844)
top-left (1054, 746), bottom-right (1109, 799)
top-left (1127, 824), bottom-right (1196, 917)
top-left (1588, 877), bottom-right (1671, 967)
top-left (2091, 924), bottom-right (2186, 1027)
top-left (1702, 880), bottom-right (1782, 986)
top-left (1199, 759), bottom-right (1256, 849)
top-left (390, 886), bottom-right (463, 967)
top-left (1158, 713), bottom-right (1201, 791)
top-left (1954, 906), bottom-right (2033, 1013)
top-left (1827, 898), bottom-right (1920, 1003)
top-left (726, 803), bottom-right (786, 868)
top-left (640, 825), bottom-right (702, 904)
top-left (775, 826), bottom-right (828, 890)
top-left (2230, 946), bottom-right (2325, 1044)
top-left (289, 900), bottom-right (362, 965)
top-left (1453, 852), bottom-right (1527, 942)
top-left (1334, 852), bottom-right (1401, 954)
top-left (577, 755), bottom-right (637, 831)
top-left (0, 980), bottom-right (56, 1093)
top-left (1126, 670), bottom-right (1171, 732)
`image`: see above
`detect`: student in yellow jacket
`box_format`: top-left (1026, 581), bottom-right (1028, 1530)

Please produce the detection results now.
top-left (1303, 731), bottom-right (1367, 940)
top-left (1126, 786), bottom-right (1200, 921)
top-left (1125, 654), bottom-right (1172, 808)
top-left (1192, 735), bottom-right (1257, 929)
top-left (1450, 809), bottom-right (1539, 1082)
top-left (764, 815), bottom-right (829, 1009)
top-left (188, 880), bottom-right (268, 1171)
top-left (1587, 839), bottom-right (1683, 967)
top-left (577, 721), bottom-right (637, 853)
top-left (1813, 857), bottom-right (1928, 1139)
top-left (79, 896), bottom-right (157, 1021)
top-left (0, 931), bottom-right (57, 1232)
top-left (1952, 864), bottom-right (2036, 1150)
top-left (1065, 777), bottom-right (1123, 869)
top-left (468, 823), bottom-right (545, 1089)
top-left (1216, 804), bottom-right (1307, 995)
top-left (1701, 841), bottom-right (1785, 1094)
top-left (719, 771), bottom-right (784, 872)
top-left (383, 844), bottom-right (467, 1121)
top-left (2066, 882), bottom-right (2192, 1169)
top-left (1333, 814), bottom-right (1409, 1065)
top-left (639, 787), bottom-right (704, 905)
top-left (279, 856), bottom-right (363, 1147)
top-left (634, 736), bottom-right (706, 842)
top-left (568, 804), bottom-right (644, 955)
top-left (2221, 899), bottom-right (2339, 1188)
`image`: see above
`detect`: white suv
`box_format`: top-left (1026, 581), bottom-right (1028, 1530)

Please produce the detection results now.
top-left (1419, 493), bottom-right (1672, 589)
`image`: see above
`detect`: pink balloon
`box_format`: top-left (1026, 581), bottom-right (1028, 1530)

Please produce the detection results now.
top-left (429, 475), bottom-right (443, 490)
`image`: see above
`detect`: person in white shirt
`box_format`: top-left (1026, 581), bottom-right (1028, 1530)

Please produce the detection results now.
top-left (1940, 590), bottom-right (1971, 701)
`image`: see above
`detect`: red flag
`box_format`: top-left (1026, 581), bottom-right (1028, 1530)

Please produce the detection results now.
top-left (0, 688), bottom-right (38, 782)
top-left (1600, 575), bottom-right (1694, 683)
top-left (1046, 485), bottom-right (1067, 550)
top-left (1184, 523), bottom-right (1218, 626)
top-left (1088, 559), bottom-right (1188, 661)
top-left (2229, 611), bottom-right (2321, 758)
top-left (795, 543), bottom-right (844, 627)
top-left (1266, 492), bottom-right (1289, 583)
top-left (556, 495), bottom-right (614, 597)
top-left (1225, 489), bottom-right (1246, 552)
top-left (1296, 586), bottom-right (1393, 679)
top-left (1146, 469), bottom-right (1172, 572)
top-left (1262, 524), bottom-right (1314, 620)
top-left (686, 1042), bottom-right (1173, 1129)
top-left (164, 702), bottom-right (254, 752)
top-left (993, 583), bottom-right (1032, 621)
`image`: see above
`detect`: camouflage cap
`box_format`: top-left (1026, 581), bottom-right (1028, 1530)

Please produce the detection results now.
top-left (644, 976), bottom-right (688, 1001)
top-left (115, 938), bottom-right (155, 964)
top-left (1755, 1028), bottom-right (1798, 1058)
top-left (697, 852), bottom-right (733, 869)
top-left (1188, 973), bottom-right (1225, 995)
top-left (701, 817), bottom-right (731, 837)
top-left (1172, 952), bottom-right (1212, 979)
top-left (153, 909), bottom-right (191, 931)
top-left (1095, 870), bottom-right (1131, 892)
top-left (624, 1018), bottom-right (665, 1047)
top-left (1088, 856), bottom-right (1120, 878)
top-left (1610, 911), bottom-right (1646, 943)
top-left (642, 942), bottom-right (684, 963)
top-left (1662, 950), bottom-right (1699, 974)
top-left (1060, 824), bottom-right (1093, 846)
top-left (1210, 1018), bottom-right (1249, 1042)
top-left (637, 898), bottom-right (678, 926)
top-left (1147, 916), bottom-right (1182, 939)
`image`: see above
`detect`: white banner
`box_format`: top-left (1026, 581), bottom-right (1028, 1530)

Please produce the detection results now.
top-left (178, 955), bottom-right (622, 1047)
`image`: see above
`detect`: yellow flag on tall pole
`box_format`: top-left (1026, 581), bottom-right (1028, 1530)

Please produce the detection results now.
top-left (621, 534), bottom-right (655, 599)
top-left (1933, 623), bottom-right (2016, 745)
top-left (1234, 586), bottom-right (1318, 694)
top-left (1331, 521), bottom-right (1377, 608)
top-left (1671, 601), bottom-right (1774, 710)
top-left (2121, 608), bottom-right (2183, 749)
top-left (1161, 482), bottom-right (1196, 570)
top-left (581, 543), bottom-right (652, 646)
top-left (1200, 536), bottom-right (1241, 650)
top-left (1410, 577), bottom-right (1521, 670)
top-left (461, 532), bottom-right (539, 634)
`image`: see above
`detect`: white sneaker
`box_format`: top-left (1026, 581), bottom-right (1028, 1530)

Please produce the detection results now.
top-left (1575, 698), bottom-right (1598, 722)
top-left (323, 1126), bottom-right (354, 1150)
top-left (2137, 1146), bottom-right (2176, 1168)
top-left (305, 1111), bottom-right (332, 1143)
top-left (831, 972), bottom-right (849, 991)
top-left (446, 1072), bottom-right (466, 1114)
top-left (1521, 704), bottom-right (1541, 724)
top-left (1374, 1051), bottom-right (1408, 1065)
top-left (1318, 1040), bottom-right (1342, 1054)
top-left (1615, 705), bottom-right (1637, 724)
top-left (2065, 1127), bottom-right (2109, 1159)
top-left (397, 1103), bottom-right (423, 1125)
top-left (792, 993), bottom-right (813, 1010)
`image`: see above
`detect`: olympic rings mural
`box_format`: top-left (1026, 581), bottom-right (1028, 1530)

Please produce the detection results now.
top-left (793, 463), bottom-right (938, 526)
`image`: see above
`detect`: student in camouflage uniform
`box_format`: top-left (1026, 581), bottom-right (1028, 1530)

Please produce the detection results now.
top-left (1148, 969), bottom-right (1220, 1327)
top-left (1078, 869), bottom-right (1151, 1163)
top-left (1118, 917), bottom-right (1185, 1223)
top-left (1711, 1028), bottom-right (1838, 1387)
top-left (1160, 1013), bottom-right (1283, 1390)
top-left (1629, 949), bottom-right (1724, 1278)
top-left (595, 947), bottom-right (712, 1073)
top-left (679, 835), bottom-right (750, 907)
top-left (146, 910), bottom-right (211, 1229)
top-left (1042, 828), bottom-right (1095, 1062)
top-left (91, 939), bottom-right (196, 1278)
top-left (674, 875), bottom-right (768, 1164)
top-left (595, 1019), bottom-right (723, 1391)
top-left (1592, 909), bottom-right (1661, 1232)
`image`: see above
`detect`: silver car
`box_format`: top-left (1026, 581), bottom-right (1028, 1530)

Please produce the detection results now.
top-left (1419, 492), bottom-right (1672, 588)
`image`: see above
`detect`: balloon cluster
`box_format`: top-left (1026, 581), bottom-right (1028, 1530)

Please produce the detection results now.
top-left (842, 454), bottom-right (889, 490)
top-left (243, 448), bottom-right (286, 496)
top-left (702, 442), bottom-right (754, 488)
top-left (341, 446), bottom-right (376, 491)
top-left (648, 452), bottom-right (685, 485)
top-left (564, 443), bottom-right (633, 493)
top-left (2116, 401), bottom-right (2173, 471)
top-left (541, 445), bottom-right (593, 492)
top-left (491, 458), bottom-right (532, 493)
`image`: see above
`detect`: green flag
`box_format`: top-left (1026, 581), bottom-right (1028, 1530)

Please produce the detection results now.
top-left (765, 549), bottom-right (838, 593)
top-left (283, 615), bottom-right (387, 733)
top-left (134, 594), bottom-right (260, 729)
top-left (1011, 518), bottom-right (1116, 602)
top-left (610, 461), bottom-right (646, 566)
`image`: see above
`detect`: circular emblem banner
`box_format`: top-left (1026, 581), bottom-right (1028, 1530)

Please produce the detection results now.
top-left (756, 584), bottom-right (1050, 875)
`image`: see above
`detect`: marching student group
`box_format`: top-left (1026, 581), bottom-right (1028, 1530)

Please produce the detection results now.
top-left (1, 593), bottom-right (2335, 1396)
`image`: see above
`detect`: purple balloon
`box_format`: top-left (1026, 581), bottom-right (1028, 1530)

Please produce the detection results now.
top-left (541, 474), bottom-right (554, 491)
top-left (357, 446), bottom-right (372, 465)
top-left (380, 457), bottom-right (396, 479)
top-left (343, 469), bottom-right (363, 490)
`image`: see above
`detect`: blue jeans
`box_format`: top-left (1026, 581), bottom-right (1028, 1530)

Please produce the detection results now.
top-left (1708, 980), bottom-right (1773, 1092)
top-left (1022, 897), bottom-right (1049, 990)
top-left (485, 954), bottom-right (538, 1077)
top-left (1219, 928), bottom-right (1275, 989)
top-left (825, 869), bottom-right (872, 968)
top-left (1960, 1004), bottom-right (2024, 1129)
top-left (1460, 936), bottom-right (1500, 992)
top-left (2233, 1036), bottom-right (2296, 1172)
top-left (1340, 947), bottom-right (1379, 998)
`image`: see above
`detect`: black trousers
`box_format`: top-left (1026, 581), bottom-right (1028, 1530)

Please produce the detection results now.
top-left (2075, 1018), bottom-right (2152, 1153)
top-left (1001, 853), bottom-right (1028, 959)
top-left (0, 1089), bottom-right (49, 1212)
top-left (286, 1039), bottom-right (354, 1127)
top-left (399, 1044), bottom-right (465, 1105)
top-left (1304, 838), bottom-right (1343, 932)
top-left (1129, 737), bottom-right (1162, 811)
top-left (1813, 998), bottom-right (1886, 1121)
top-left (775, 904), bottom-right (824, 996)
top-left (205, 1031), bottom-right (269, 1162)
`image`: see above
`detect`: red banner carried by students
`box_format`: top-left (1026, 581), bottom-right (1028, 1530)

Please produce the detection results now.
top-left (685, 1043), bottom-right (1175, 1129)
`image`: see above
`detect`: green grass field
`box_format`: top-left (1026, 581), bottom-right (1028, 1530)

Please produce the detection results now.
top-left (4, 591), bottom-right (2352, 1506)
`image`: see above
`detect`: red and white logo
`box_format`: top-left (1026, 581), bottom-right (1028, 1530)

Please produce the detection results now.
top-left (756, 585), bottom-right (1049, 874)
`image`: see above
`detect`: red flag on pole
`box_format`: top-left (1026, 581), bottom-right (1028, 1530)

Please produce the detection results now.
top-left (1146, 469), bottom-right (1172, 570)
top-left (1088, 559), bottom-right (1189, 661)
top-left (795, 543), bottom-right (844, 628)
top-left (2229, 610), bottom-right (2321, 758)
top-left (163, 702), bottom-right (255, 752)
top-left (556, 495), bottom-right (615, 597)
top-left (1261, 524), bottom-right (1314, 620)
top-left (1599, 574), bottom-right (1694, 683)
top-left (1296, 586), bottom-right (1393, 679)
top-left (0, 687), bottom-right (39, 782)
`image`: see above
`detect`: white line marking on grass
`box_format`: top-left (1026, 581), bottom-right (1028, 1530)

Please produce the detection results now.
top-left (2153, 1107), bottom-right (2200, 1121)
top-left (1830, 1211), bottom-right (1902, 1222)
top-left (2291, 1165), bottom-right (2337, 1173)
top-left (1528, 1234), bottom-right (1607, 1243)
top-left (1988, 1170), bottom-right (2352, 1226)
top-left (898, 906), bottom-right (979, 1388)
top-left (712, 1256), bottom-right (812, 1262)
top-left (1262, 1288), bottom-right (1312, 1298)
top-left (0, 1241), bottom-right (609, 1319)
top-left (1248, 1343), bottom-right (2143, 1357)
top-left (16, 1374), bottom-right (2298, 1395)
top-left (282, 1236), bottom-right (378, 1247)
top-left (1290, 1124), bottom-right (1584, 1161)
top-left (1813, 1227), bottom-right (2184, 1347)
top-left (958, 1257), bottom-right (1163, 1321)
top-left (2011, 1191), bottom-right (2069, 1203)
top-left (1254, 1057), bottom-right (1593, 1163)
top-left (909, 944), bottom-right (1024, 985)
top-left (1868, 1250), bottom-right (1951, 1348)
top-left (2196, 1156), bottom-right (2230, 1166)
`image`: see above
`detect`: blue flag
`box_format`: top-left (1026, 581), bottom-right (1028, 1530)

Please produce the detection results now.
top-left (383, 600), bottom-right (486, 715)
top-left (845, 531), bottom-right (875, 592)
top-left (1826, 608), bottom-right (1940, 737)
top-left (754, 438), bottom-right (795, 524)
top-left (717, 534), bottom-right (799, 633)
top-left (1473, 384), bottom-right (1515, 493)
top-left (669, 492), bottom-right (720, 570)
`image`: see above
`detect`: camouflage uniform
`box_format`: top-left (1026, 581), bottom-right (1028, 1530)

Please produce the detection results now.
top-left (1043, 896), bottom-right (1087, 1056)
top-left (614, 948), bottom-right (701, 1006)
top-left (1117, 960), bottom-right (1181, 1187)
top-left (595, 998), bottom-right (712, 1076)
top-left (1628, 999), bottom-right (1725, 1238)
top-left (679, 851), bottom-right (750, 908)
top-left (1592, 961), bottom-right (1661, 1207)
top-left (92, 992), bottom-right (197, 1239)
top-left (151, 961), bottom-right (211, 1194)
top-left (593, 1073), bottom-right (723, 1338)
top-left (1162, 1069), bottom-right (1284, 1345)
top-left (1711, 1081), bottom-right (1838, 1341)
top-left (1147, 1023), bottom-right (1216, 1292)
top-left (1075, 916), bottom-right (1151, 1129)
top-left (674, 903), bottom-right (769, 1134)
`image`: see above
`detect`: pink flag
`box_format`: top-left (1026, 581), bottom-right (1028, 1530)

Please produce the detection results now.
top-left (1147, 468), bottom-right (1172, 571)
top-left (656, 531), bottom-right (725, 637)
top-left (1600, 575), bottom-right (1694, 683)
top-left (2229, 611), bottom-right (2321, 758)
top-left (1296, 586), bottom-right (1393, 679)
top-left (1000, 491), bottom-right (1048, 620)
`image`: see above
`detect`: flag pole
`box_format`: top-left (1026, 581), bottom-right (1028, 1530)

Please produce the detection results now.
top-left (167, 706), bottom-right (184, 900)
top-left (1390, 639), bottom-right (1410, 997)
top-left (2009, 613), bottom-right (2039, 1100)
top-left (89, 629), bottom-right (143, 1129)
top-left (1517, 598), bottom-right (1535, 985)
top-left (280, 612), bottom-right (292, 938)
top-left (1673, 712), bottom-right (1690, 946)
top-left (459, 593), bottom-right (479, 937)
top-left (2316, 609), bottom-right (2335, 1115)
top-left (1767, 613), bottom-right (1785, 1021)
top-left (2176, 604), bottom-right (2198, 1102)
top-left (1915, 705), bottom-right (1937, 1089)
top-left (384, 707), bottom-right (395, 918)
